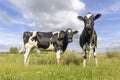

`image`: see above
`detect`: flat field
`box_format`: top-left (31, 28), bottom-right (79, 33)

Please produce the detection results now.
top-left (0, 51), bottom-right (120, 80)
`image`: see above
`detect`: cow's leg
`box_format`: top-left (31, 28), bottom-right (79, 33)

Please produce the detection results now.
top-left (93, 48), bottom-right (98, 66)
top-left (24, 48), bottom-right (31, 65)
top-left (24, 44), bottom-right (33, 65)
top-left (88, 50), bottom-right (91, 59)
top-left (88, 49), bottom-right (93, 59)
top-left (56, 50), bottom-right (61, 63)
top-left (83, 49), bottom-right (87, 67)
top-left (88, 44), bottom-right (92, 59)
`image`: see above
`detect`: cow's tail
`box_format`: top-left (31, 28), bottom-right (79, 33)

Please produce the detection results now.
top-left (19, 41), bottom-right (25, 53)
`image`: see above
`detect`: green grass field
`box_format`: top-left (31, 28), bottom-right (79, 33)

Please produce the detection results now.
top-left (0, 51), bottom-right (120, 80)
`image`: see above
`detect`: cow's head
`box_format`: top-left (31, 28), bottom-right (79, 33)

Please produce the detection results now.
top-left (77, 12), bottom-right (101, 34)
top-left (59, 28), bottom-right (78, 42)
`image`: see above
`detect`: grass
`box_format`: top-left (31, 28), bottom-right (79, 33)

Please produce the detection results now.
top-left (0, 51), bottom-right (120, 80)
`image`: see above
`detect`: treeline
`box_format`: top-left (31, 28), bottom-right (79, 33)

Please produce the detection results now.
top-left (8, 47), bottom-right (77, 54)
top-left (8, 47), bottom-right (40, 54)
top-left (9, 47), bottom-right (19, 54)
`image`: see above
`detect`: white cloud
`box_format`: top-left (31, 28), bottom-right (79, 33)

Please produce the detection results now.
top-left (10, 0), bottom-right (85, 32)
top-left (5, 34), bottom-right (21, 39)
top-left (0, 40), bottom-right (21, 52)
top-left (112, 40), bottom-right (120, 47)
top-left (0, 32), bottom-right (22, 52)
top-left (0, 0), bottom-right (86, 52)
top-left (0, 32), bottom-right (21, 39)
top-left (0, 9), bottom-right (26, 26)
top-left (0, 9), bottom-right (12, 25)
top-left (72, 0), bottom-right (85, 11)
top-left (98, 36), bottom-right (102, 43)
top-left (110, 2), bottom-right (120, 12)
top-left (0, 27), bottom-right (4, 31)
top-left (99, 1), bottom-right (120, 15)
top-left (12, 19), bottom-right (26, 25)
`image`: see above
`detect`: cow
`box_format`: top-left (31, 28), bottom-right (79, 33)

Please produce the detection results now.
top-left (77, 12), bottom-right (101, 67)
top-left (19, 28), bottom-right (78, 65)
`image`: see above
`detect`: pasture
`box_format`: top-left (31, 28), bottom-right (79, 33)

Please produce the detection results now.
top-left (0, 51), bottom-right (120, 80)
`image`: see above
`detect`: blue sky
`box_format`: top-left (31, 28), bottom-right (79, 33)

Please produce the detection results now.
top-left (0, 0), bottom-right (120, 53)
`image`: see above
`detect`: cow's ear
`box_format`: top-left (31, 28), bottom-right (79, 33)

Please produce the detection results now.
top-left (58, 31), bottom-right (65, 40)
top-left (73, 31), bottom-right (78, 34)
top-left (77, 16), bottom-right (84, 21)
top-left (94, 14), bottom-right (101, 20)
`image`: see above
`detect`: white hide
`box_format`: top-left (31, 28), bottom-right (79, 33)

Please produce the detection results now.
top-left (24, 31), bottom-right (38, 65)
top-left (67, 29), bottom-right (72, 33)
top-left (86, 13), bottom-right (92, 19)
top-left (52, 31), bottom-right (60, 37)
top-left (46, 42), bottom-right (54, 50)
top-left (56, 50), bottom-right (61, 63)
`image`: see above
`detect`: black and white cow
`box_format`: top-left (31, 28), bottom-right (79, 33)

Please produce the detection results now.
top-left (19, 28), bottom-right (78, 65)
top-left (77, 12), bottom-right (101, 67)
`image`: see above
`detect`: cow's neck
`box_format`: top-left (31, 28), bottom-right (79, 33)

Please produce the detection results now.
top-left (85, 28), bottom-right (94, 44)
top-left (63, 38), bottom-right (69, 52)
top-left (90, 29), bottom-right (94, 43)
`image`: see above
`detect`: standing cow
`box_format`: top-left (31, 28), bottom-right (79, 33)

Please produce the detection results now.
top-left (77, 12), bottom-right (101, 67)
top-left (19, 28), bottom-right (78, 65)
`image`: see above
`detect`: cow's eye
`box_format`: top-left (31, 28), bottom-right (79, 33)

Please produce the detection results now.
top-left (66, 32), bottom-right (70, 34)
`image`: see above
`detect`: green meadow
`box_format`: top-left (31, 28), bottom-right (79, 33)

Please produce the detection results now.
top-left (0, 51), bottom-right (120, 80)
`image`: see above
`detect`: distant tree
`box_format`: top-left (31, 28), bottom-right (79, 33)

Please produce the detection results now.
top-left (31, 48), bottom-right (37, 54)
top-left (9, 47), bottom-right (18, 54)
top-left (31, 48), bottom-right (41, 54)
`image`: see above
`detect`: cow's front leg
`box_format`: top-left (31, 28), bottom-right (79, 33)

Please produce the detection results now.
top-left (93, 48), bottom-right (98, 66)
top-left (56, 50), bottom-right (61, 63)
top-left (24, 48), bottom-right (31, 66)
top-left (83, 50), bottom-right (87, 67)
top-left (24, 43), bottom-right (33, 66)
top-left (88, 49), bottom-right (92, 59)
top-left (82, 44), bottom-right (87, 67)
